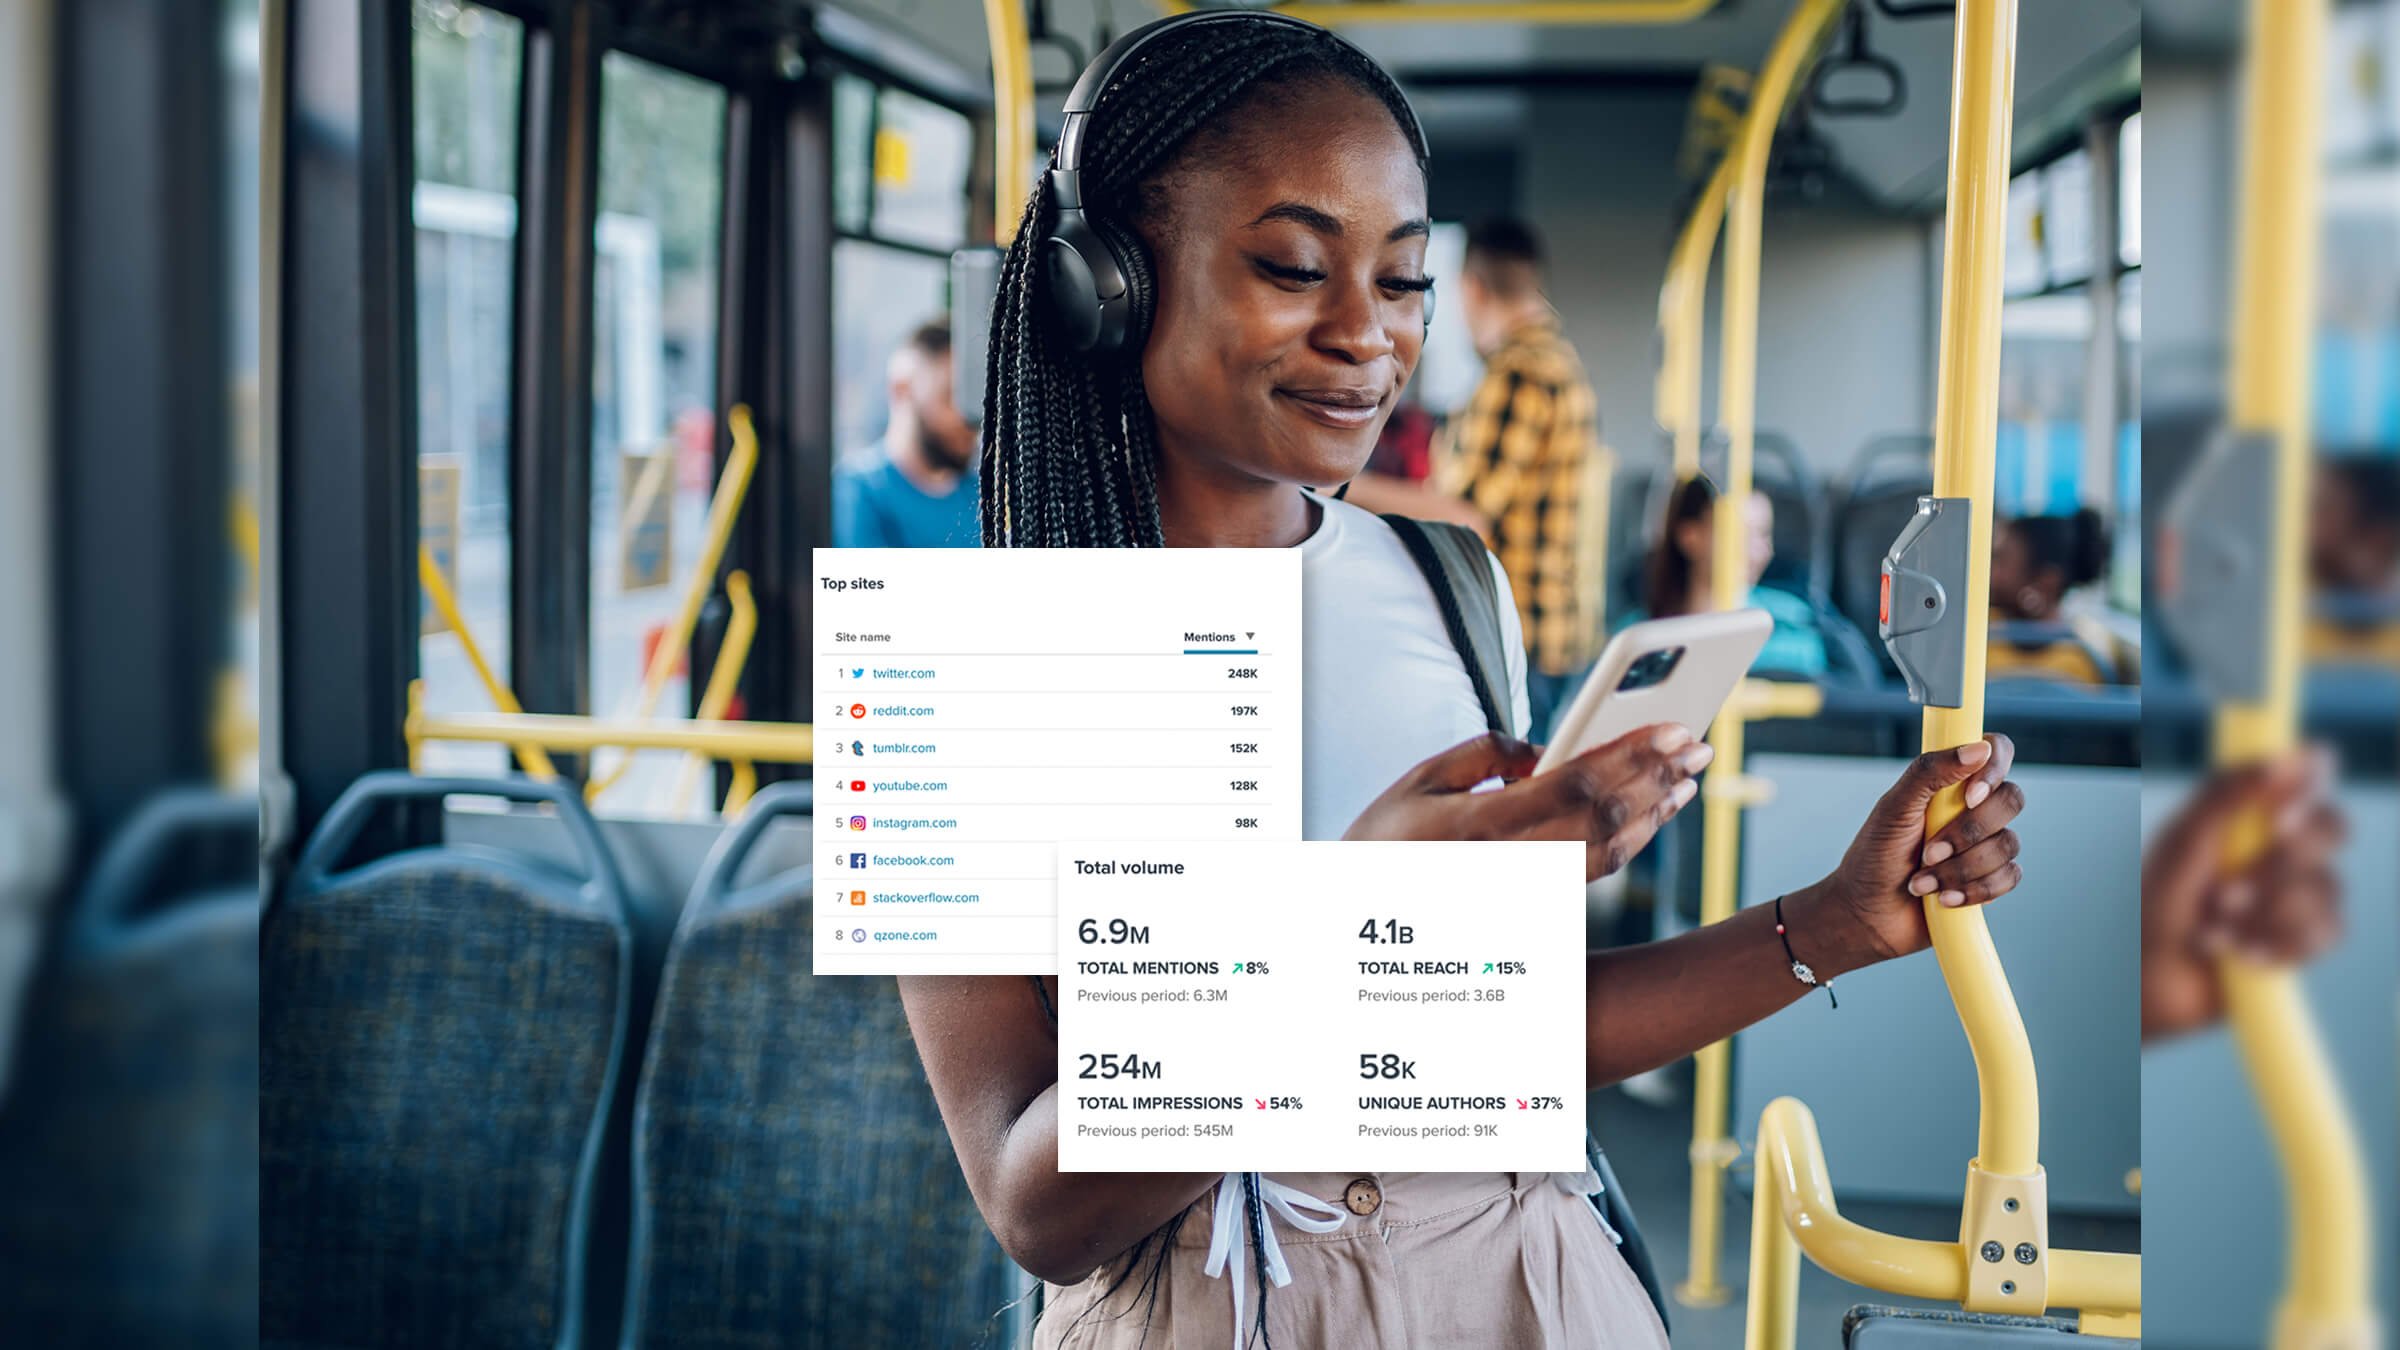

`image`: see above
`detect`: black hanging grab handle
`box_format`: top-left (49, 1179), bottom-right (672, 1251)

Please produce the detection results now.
top-left (1811, 4), bottom-right (1907, 118)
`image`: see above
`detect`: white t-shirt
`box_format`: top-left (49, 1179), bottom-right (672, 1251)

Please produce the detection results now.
top-left (1297, 492), bottom-right (1533, 840)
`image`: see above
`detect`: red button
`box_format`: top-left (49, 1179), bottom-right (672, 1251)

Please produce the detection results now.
top-left (1879, 572), bottom-right (1892, 625)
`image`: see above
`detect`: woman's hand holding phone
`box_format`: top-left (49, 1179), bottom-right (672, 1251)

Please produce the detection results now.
top-left (1343, 725), bottom-right (1714, 882)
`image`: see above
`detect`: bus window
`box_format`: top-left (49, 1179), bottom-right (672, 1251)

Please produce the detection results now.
top-left (586, 52), bottom-right (725, 814)
top-left (225, 0), bottom-right (261, 791)
top-left (833, 240), bottom-right (949, 470)
top-left (410, 1), bottom-right (523, 779)
top-left (868, 86), bottom-right (972, 254)
top-left (828, 75), bottom-right (972, 532)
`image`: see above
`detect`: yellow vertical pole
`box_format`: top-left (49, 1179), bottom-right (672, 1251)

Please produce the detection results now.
top-left (1678, 0), bottom-right (1845, 1308)
top-left (1916, 0), bottom-right (2039, 1181)
top-left (983, 0), bottom-right (1033, 243)
top-left (2216, 2), bottom-right (2376, 1345)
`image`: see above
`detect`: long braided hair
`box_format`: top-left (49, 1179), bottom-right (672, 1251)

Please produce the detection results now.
top-left (978, 18), bottom-right (1429, 549)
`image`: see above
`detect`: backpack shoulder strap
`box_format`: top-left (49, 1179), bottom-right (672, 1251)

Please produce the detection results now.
top-left (1380, 514), bottom-right (1518, 738)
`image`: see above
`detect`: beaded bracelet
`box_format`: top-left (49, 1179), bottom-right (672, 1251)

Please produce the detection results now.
top-left (1774, 894), bottom-right (1835, 1009)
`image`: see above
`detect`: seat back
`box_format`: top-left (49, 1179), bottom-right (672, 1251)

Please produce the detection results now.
top-left (1845, 1304), bottom-right (2124, 1346)
top-left (622, 783), bottom-right (1021, 1350)
top-left (1833, 461), bottom-right (1936, 668)
top-left (0, 789), bottom-right (259, 1348)
top-left (1673, 432), bottom-right (1830, 599)
top-left (262, 774), bottom-right (634, 1350)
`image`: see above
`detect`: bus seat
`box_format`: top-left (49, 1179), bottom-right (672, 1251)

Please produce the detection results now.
top-left (0, 789), bottom-right (258, 1348)
top-left (1844, 1304), bottom-right (2127, 1346)
top-left (1833, 487), bottom-right (1936, 671)
top-left (620, 783), bottom-right (1021, 1350)
top-left (1832, 436), bottom-right (1935, 650)
top-left (1802, 590), bottom-right (1887, 687)
top-left (1603, 458), bottom-right (1664, 621)
top-left (1683, 431), bottom-right (1830, 600)
top-left (263, 773), bottom-right (635, 1350)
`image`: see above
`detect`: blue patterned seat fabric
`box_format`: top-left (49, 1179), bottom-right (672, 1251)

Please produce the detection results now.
top-left (0, 789), bottom-right (259, 1347)
top-left (262, 776), bottom-right (632, 1350)
top-left (623, 785), bottom-right (1021, 1349)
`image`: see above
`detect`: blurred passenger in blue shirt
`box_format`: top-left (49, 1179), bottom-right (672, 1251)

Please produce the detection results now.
top-left (833, 318), bottom-right (981, 548)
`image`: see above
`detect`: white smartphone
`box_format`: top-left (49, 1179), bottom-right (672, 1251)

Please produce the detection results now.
top-left (1534, 609), bottom-right (1774, 774)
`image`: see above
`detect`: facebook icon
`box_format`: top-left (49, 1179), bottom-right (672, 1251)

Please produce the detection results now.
top-left (849, 852), bottom-right (866, 868)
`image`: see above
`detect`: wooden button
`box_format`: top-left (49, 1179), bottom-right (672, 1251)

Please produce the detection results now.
top-left (1343, 1177), bottom-right (1382, 1217)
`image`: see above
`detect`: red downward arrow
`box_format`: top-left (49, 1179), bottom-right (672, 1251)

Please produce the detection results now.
top-left (1515, 1098), bottom-right (1528, 1109)
top-left (1255, 1099), bottom-right (1266, 1109)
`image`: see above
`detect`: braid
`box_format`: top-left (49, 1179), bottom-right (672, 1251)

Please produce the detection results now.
top-left (1242, 1173), bottom-right (1275, 1350)
top-left (979, 18), bottom-right (1427, 549)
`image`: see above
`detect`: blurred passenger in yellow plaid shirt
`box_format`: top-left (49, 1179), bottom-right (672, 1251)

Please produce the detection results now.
top-left (1432, 220), bottom-right (1601, 735)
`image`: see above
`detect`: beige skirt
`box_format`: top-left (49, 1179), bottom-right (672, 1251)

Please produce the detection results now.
top-left (1034, 1172), bottom-right (1671, 1350)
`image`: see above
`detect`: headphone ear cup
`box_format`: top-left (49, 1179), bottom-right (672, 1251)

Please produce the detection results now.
top-left (1038, 210), bottom-right (1113, 354)
top-left (1090, 214), bottom-right (1157, 357)
top-left (1422, 281), bottom-right (1436, 336)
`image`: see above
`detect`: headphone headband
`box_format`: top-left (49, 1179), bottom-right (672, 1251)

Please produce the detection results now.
top-left (1037, 8), bottom-right (1431, 357)
top-left (1052, 10), bottom-right (1424, 177)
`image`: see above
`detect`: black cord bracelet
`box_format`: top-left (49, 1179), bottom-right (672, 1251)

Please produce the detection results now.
top-left (1774, 895), bottom-right (1836, 1009)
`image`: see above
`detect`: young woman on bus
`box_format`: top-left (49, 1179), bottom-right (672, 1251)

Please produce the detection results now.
top-left (898, 16), bottom-right (2030, 1347)
top-left (1985, 508), bottom-right (2131, 684)
top-left (1615, 474), bottom-right (1829, 679)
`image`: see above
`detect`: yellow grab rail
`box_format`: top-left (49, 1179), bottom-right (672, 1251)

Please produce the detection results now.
top-left (586, 403), bottom-right (761, 804)
top-left (417, 543), bottom-right (558, 780)
top-left (1678, 0), bottom-right (1846, 1308)
top-left (1744, 0), bottom-right (2146, 1339)
top-left (2216, 0), bottom-right (2377, 1344)
top-left (1657, 150), bottom-right (1739, 481)
top-left (408, 700), bottom-right (815, 762)
top-left (1163, 0), bottom-right (1724, 26)
top-left (1915, 0), bottom-right (2035, 1184)
top-left (667, 569), bottom-right (761, 817)
top-left (1748, 1097), bottom-right (2141, 1350)
top-left (984, 0), bottom-right (1033, 240)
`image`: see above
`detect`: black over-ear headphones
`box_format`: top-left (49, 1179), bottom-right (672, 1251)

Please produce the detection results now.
top-left (1037, 9), bottom-right (1433, 358)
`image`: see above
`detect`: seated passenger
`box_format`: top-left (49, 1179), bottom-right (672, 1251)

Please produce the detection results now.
top-left (1615, 475), bottom-right (1827, 679)
top-left (832, 318), bottom-right (980, 548)
top-left (2304, 455), bottom-right (2400, 663)
top-left (1987, 508), bottom-right (2130, 684)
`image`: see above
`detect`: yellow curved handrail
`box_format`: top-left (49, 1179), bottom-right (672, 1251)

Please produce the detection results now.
top-left (1162, 0), bottom-right (1724, 26)
top-left (1744, 0), bottom-right (2148, 1339)
top-left (586, 404), bottom-right (761, 804)
top-left (1748, 1098), bottom-right (2140, 1350)
top-left (1676, 0), bottom-right (1847, 1307)
top-left (2216, 0), bottom-right (2377, 1343)
top-left (417, 542), bottom-right (558, 780)
top-left (1657, 149), bottom-right (1738, 482)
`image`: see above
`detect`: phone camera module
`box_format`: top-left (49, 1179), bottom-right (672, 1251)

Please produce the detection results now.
top-left (1614, 645), bottom-right (1686, 693)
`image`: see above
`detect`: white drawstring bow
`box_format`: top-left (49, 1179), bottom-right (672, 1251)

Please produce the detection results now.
top-left (1201, 1172), bottom-right (1347, 1350)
